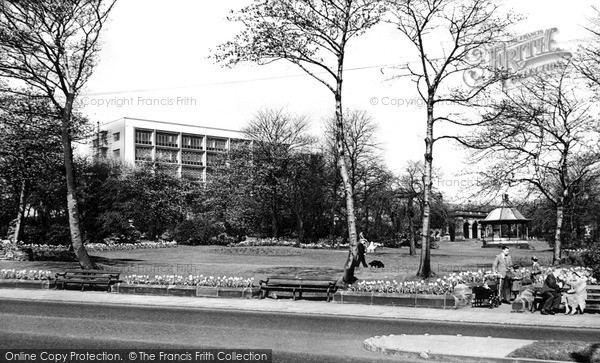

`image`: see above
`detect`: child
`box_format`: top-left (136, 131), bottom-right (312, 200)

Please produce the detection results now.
top-left (530, 256), bottom-right (542, 282)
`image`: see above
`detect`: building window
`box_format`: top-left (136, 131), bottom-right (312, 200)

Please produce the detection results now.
top-left (206, 137), bottom-right (226, 151)
top-left (135, 130), bottom-right (152, 145)
top-left (156, 148), bottom-right (178, 163)
top-left (135, 146), bottom-right (152, 161)
top-left (156, 132), bottom-right (178, 147)
top-left (181, 151), bottom-right (203, 165)
top-left (182, 134), bottom-right (203, 150)
top-left (113, 149), bottom-right (120, 158)
top-left (182, 167), bottom-right (202, 181)
top-left (113, 132), bottom-right (120, 142)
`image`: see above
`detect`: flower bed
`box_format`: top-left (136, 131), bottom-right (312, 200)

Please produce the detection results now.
top-left (122, 274), bottom-right (254, 287)
top-left (115, 274), bottom-right (257, 298)
top-left (0, 269), bottom-right (54, 280)
top-left (230, 238), bottom-right (296, 247)
top-left (210, 247), bottom-right (301, 256)
top-left (228, 238), bottom-right (350, 249)
top-left (85, 241), bottom-right (177, 251)
top-left (0, 269), bottom-right (55, 289)
top-left (0, 240), bottom-right (177, 259)
top-left (299, 242), bottom-right (350, 249)
top-left (349, 266), bottom-right (597, 297)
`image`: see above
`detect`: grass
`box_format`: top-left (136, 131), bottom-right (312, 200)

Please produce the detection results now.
top-left (508, 341), bottom-right (600, 362)
top-left (2, 240), bottom-right (555, 284)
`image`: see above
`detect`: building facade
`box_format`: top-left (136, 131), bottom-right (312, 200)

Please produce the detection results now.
top-left (446, 210), bottom-right (488, 241)
top-left (92, 117), bottom-right (246, 181)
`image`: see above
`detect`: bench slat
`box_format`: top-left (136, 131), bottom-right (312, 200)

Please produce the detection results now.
top-left (55, 270), bottom-right (120, 292)
top-left (259, 275), bottom-right (337, 302)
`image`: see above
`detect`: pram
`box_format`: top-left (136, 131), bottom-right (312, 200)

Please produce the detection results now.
top-left (472, 280), bottom-right (501, 308)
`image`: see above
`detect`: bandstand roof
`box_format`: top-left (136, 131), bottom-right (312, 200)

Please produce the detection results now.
top-left (481, 195), bottom-right (529, 224)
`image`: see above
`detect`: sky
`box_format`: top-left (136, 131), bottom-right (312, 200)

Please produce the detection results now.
top-left (80, 0), bottom-right (598, 203)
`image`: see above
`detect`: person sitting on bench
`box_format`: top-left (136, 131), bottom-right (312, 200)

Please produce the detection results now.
top-left (540, 268), bottom-right (566, 315)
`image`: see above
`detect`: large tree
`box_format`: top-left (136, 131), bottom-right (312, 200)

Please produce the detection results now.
top-left (0, 0), bottom-right (117, 268)
top-left (579, 7), bottom-right (600, 88)
top-left (243, 108), bottom-right (313, 239)
top-left (324, 109), bottom-right (380, 239)
top-left (464, 63), bottom-right (600, 264)
top-left (0, 94), bottom-right (62, 243)
top-left (386, 0), bottom-right (516, 277)
top-left (215, 0), bottom-right (383, 283)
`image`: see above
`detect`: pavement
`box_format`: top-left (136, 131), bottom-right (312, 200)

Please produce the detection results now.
top-left (1, 288), bottom-right (599, 362)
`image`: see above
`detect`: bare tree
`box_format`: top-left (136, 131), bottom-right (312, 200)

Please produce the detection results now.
top-left (324, 109), bottom-right (379, 236)
top-left (243, 108), bottom-right (313, 239)
top-left (215, 0), bottom-right (383, 283)
top-left (386, 0), bottom-right (516, 278)
top-left (579, 7), bottom-right (600, 88)
top-left (0, 0), bottom-right (117, 268)
top-left (400, 161), bottom-right (423, 256)
top-left (463, 64), bottom-right (600, 264)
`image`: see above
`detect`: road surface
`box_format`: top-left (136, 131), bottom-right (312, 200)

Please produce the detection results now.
top-left (1, 299), bottom-right (598, 362)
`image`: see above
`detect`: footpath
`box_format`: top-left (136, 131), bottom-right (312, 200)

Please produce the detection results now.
top-left (1, 288), bottom-right (599, 362)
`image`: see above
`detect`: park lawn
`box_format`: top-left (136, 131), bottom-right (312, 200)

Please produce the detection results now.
top-left (508, 340), bottom-right (600, 362)
top-left (1, 240), bottom-right (555, 284)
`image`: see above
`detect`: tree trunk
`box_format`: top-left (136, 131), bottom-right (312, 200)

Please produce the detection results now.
top-left (553, 202), bottom-right (564, 265)
top-left (407, 196), bottom-right (416, 256)
top-left (364, 177), bottom-right (369, 235)
top-left (336, 86), bottom-right (358, 284)
top-left (417, 104), bottom-right (434, 278)
top-left (271, 192), bottom-right (278, 238)
top-left (61, 96), bottom-right (96, 269)
top-left (329, 171), bottom-right (338, 246)
top-left (12, 180), bottom-right (27, 243)
top-left (296, 211), bottom-right (305, 245)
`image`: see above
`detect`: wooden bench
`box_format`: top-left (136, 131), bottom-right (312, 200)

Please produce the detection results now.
top-left (526, 284), bottom-right (600, 313)
top-left (259, 276), bottom-right (337, 302)
top-left (55, 269), bottom-right (120, 292)
top-left (585, 285), bottom-right (600, 313)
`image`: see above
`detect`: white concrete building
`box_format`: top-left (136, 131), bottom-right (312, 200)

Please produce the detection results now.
top-left (93, 117), bottom-right (246, 181)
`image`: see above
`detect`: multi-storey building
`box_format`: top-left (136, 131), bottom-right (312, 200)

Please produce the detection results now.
top-left (92, 117), bottom-right (247, 181)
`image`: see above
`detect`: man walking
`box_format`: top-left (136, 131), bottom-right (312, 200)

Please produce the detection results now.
top-left (492, 245), bottom-right (513, 304)
top-left (356, 233), bottom-right (368, 268)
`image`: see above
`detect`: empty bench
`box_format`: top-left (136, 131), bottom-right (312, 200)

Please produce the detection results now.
top-left (55, 269), bottom-right (120, 292)
top-left (259, 276), bottom-right (337, 302)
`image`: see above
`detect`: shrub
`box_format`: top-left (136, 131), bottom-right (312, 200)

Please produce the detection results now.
top-left (99, 211), bottom-right (141, 243)
top-left (173, 218), bottom-right (224, 245)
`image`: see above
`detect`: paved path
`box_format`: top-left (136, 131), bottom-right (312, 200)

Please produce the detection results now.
top-left (1, 288), bottom-right (598, 362)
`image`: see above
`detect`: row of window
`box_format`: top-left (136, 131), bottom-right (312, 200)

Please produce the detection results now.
top-left (134, 147), bottom-right (208, 166)
top-left (134, 130), bottom-right (227, 150)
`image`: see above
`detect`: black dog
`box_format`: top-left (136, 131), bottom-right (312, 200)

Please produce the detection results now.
top-left (368, 260), bottom-right (385, 269)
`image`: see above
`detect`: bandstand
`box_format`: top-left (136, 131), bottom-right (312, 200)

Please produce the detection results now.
top-left (480, 194), bottom-right (530, 248)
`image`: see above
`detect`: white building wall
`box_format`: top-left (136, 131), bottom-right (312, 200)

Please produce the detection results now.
top-left (98, 117), bottom-right (246, 181)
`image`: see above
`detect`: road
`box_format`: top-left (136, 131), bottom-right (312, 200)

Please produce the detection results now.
top-left (1, 299), bottom-right (598, 362)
